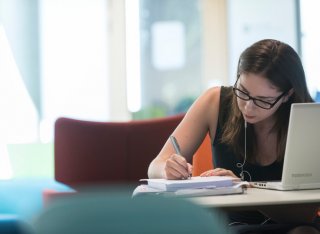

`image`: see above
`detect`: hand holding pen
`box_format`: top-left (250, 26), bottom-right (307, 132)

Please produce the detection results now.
top-left (168, 135), bottom-right (192, 180)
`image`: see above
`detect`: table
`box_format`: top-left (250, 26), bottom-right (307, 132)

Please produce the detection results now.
top-left (189, 188), bottom-right (320, 223)
top-left (190, 188), bottom-right (320, 210)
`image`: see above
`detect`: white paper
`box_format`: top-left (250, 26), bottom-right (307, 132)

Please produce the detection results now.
top-left (141, 176), bottom-right (236, 192)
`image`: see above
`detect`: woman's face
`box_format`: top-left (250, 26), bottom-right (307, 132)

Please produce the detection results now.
top-left (236, 73), bottom-right (285, 125)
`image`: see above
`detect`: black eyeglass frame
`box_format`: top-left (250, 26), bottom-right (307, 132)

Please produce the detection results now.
top-left (232, 80), bottom-right (288, 110)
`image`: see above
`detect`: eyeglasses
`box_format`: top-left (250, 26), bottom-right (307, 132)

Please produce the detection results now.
top-left (233, 81), bottom-right (287, 110)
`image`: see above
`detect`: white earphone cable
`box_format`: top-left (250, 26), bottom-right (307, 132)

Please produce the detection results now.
top-left (236, 121), bottom-right (251, 181)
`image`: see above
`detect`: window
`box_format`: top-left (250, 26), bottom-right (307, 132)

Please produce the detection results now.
top-left (126, 0), bottom-right (205, 119)
top-left (300, 0), bottom-right (320, 100)
top-left (0, 0), bottom-right (112, 179)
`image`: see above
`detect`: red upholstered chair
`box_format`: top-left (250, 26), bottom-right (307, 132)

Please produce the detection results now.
top-left (54, 114), bottom-right (185, 189)
top-left (54, 114), bottom-right (214, 191)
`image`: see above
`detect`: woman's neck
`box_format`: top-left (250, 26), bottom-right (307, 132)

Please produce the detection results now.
top-left (253, 115), bottom-right (278, 165)
top-left (254, 115), bottom-right (276, 135)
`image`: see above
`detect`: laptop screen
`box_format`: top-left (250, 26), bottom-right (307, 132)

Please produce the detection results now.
top-left (281, 103), bottom-right (320, 188)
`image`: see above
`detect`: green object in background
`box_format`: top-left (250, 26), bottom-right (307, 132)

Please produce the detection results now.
top-left (131, 96), bottom-right (195, 120)
top-left (132, 106), bottom-right (167, 120)
top-left (6, 143), bottom-right (54, 178)
top-left (173, 96), bottom-right (195, 114)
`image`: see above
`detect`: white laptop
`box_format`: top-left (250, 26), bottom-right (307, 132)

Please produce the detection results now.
top-left (252, 103), bottom-right (320, 190)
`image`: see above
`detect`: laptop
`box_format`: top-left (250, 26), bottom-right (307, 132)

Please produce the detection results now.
top-left (252, 103), bottom-right (320, 190)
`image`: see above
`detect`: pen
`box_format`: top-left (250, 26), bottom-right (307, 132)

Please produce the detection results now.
top-left (169, 135), bottom-right (181, 155)
top-left (169, 135), bottom-right (191, 179)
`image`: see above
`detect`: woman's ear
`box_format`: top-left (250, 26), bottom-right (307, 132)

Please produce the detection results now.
top-left (283, 88), bottom-right (294, 102)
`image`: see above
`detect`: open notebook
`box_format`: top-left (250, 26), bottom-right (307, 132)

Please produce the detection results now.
top-left (252, 103), bottom-right (320, 190)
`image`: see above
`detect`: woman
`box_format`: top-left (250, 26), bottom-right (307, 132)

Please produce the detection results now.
top-left (148, 39), bottom-right (319, 233)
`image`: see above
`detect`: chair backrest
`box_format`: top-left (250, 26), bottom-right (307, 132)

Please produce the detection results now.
top-left (55, 114), bottom-right (214, 189)
top-left (54, 114), bottom-right (184, 188)
top-left (192, 133), bottom-right (214, 176)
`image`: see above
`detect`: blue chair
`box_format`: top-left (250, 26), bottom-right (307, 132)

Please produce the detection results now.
top-left (33, 189), bottom-right (232, 234)
top-left (0, 215), bottom-right (32, 234)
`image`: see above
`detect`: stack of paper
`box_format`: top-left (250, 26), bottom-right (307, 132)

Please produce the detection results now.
top-left (141, 176), bottom-right (236, 192)
top-left (174, 183), bottom-right (245, 197)
top-left (132, 183), bottom-right (246, 197)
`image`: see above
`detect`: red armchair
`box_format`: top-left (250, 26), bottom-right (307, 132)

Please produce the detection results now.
top-left (54, 114), bottom-right (185, 189)
top-left (54, 114), bottom-right (213, 191)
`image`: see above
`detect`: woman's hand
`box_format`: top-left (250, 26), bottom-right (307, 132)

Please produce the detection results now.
top-left (200, 168), bottom-right (239, 179)
top-left (164, 154), bottom-right (193, 180)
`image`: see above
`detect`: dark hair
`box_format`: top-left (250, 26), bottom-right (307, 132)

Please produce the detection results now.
top-left (221, 39), bottom-right (314, 162)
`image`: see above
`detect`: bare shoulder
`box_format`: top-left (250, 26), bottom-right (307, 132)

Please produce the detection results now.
top-left (202, 86), bottom-right (221, 104)
top-left (192, 86), bottom-right (221, 137)
top-left (185, 86), bottom-right (221, 131)
top-left (195, 86), bottom-right (221, 115)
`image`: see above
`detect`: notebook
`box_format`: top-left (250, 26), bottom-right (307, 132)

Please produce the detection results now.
top-left (252, 103), bottom-right (320, 190)
top-left (141, 176), bottom-right (235, 192)
top-left (132, 182), bottom-right (247, 197)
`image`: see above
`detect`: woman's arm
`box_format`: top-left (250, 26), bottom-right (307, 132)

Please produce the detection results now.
top-left (148, 87), bottom-right (221, 179)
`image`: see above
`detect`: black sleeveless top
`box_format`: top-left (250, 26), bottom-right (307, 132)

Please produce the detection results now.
top-left (212, 87), bottom-right (284, 224)
top-left (212, 86), bottom-right (283, 182)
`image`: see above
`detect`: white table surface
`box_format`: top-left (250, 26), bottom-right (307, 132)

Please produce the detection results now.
top-left (189, 188), bottom-right (320, 210)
